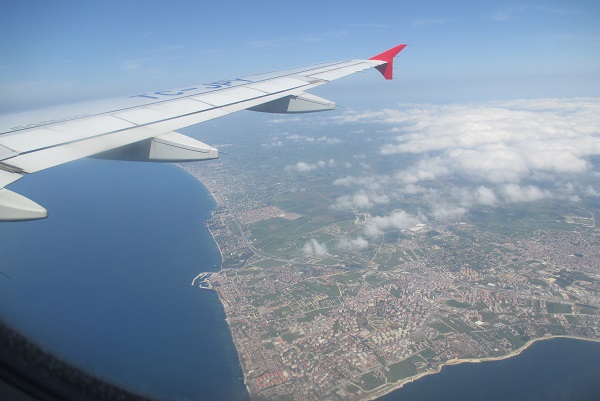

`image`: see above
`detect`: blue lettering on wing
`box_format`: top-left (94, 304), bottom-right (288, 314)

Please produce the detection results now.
top-left (130, 79), bottom-right (254, 100)
top-left (130, 94), bottom-right (160, 100)
top-left (154, 90), bottom-right (184, 96)
top-left (202, 78), bottom-right (253, 89)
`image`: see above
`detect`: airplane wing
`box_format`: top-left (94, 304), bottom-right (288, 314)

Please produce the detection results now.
top-left (0, 44), bottom-right (407, 221)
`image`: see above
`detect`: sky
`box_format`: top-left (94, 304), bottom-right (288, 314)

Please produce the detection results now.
top-left (1, 0), bottom-right (600, 111)
top-left (1, 0), bottom-right (599, 230)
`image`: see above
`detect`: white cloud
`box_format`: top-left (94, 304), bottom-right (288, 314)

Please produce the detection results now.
top-left (286, 134), bottom-right (315, 142)
top-left (317, 136), bottom-right (342, 144)
top-left (286, 162), bottom-right (317, 172)
top-left (286, 160), bottom-right (335, 173)
top-left (350, 100), bottom-right (600, 185)
top-left (364, 210), bottom-right (420, 238)
top-left (337, 237), bottom-right (369, 251)
top-left (474, 186), bottom-right (498, 206)
top-left (333, 174), bottom-right (390, 191)
top-left (430, 203), bottom-right (467, 220)
top-left (262, 140), bottom-right (282, 148)
top-left (267, 117), bottom-right (301, 124)
top-left (393, 157), bottom-right (450, 184)
top-left (302, 239), bottom-right (327, 257)
top-left (586, 186), bottom-right (600, 197)
top-left (500, 184), bottom-right (551, 203)
top-left (281, 134), bottom-right (341, 144)
top-left (328, 98), bottom-right (600, 219)
top-left (334, 190), bottom-right (390, 210)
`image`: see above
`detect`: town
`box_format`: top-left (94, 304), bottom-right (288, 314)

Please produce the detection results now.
top-left (177, 121), bottom-right (600, 401)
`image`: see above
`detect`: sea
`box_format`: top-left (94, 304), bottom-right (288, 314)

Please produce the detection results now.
top-left (0, 159), bottom-right (248, 401)
top-left (381, 337), bottom-right (600, 401)
top-left (1, 159), bottom-right (599, 401)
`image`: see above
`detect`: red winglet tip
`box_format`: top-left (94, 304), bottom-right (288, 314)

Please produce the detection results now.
top-left (369, 44), bottom-right (408, 62)
top-left (369, 44), bottom-right (407, 80)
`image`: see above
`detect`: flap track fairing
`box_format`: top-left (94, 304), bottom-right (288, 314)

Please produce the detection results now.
top-left (93, 131), bottom-right (218, 162)
top-left (248, 93), bottom-right (335, 114)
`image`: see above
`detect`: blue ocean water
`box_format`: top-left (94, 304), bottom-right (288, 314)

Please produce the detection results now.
top-left (0, 159), bottom-right (248, 401)
top-left (379, 337), bottom-right (600, 401)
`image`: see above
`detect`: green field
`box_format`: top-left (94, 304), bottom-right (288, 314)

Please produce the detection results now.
top-left (385, 356), bottom-right (419, 382)
top-left (446, 300), bottom-right (472, 309)
top-left (430, 321), bottom-right (454, 334)
top-left (252, 259), bottom-right (287, 268)
top-left (441, 317), bottom-right (474, 333)
top-left (357, 372), bottom-right (385, 391)
top-left (546, 302), bottom-right (572, 314)
top-left (281, 332), bottom-right (303, 343)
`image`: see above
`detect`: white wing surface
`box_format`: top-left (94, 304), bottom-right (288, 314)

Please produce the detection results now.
top-left (0, 44), bottom-right (407, 221)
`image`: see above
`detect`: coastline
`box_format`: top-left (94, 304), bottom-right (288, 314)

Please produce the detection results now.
top-left (363, 335), bottom-right (600, 401)
top-left (177, 164), bottom-right (252, 399)
top-left (206, 216), bottom-right (224, 266)
top-left (176, 164), bottom-right (599, 401)
top-left (176, 164), bottom-right (225, 264)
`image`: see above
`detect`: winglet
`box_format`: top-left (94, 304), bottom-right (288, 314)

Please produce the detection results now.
top-left (369, 44), bottom-right (407, 80)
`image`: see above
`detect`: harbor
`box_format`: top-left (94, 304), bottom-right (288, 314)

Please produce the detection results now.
top-left (192, 272), bottom-right (214, 289)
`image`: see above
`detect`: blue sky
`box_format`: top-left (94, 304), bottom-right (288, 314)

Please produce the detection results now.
top-left (1, 1), bottom-right (599, 111)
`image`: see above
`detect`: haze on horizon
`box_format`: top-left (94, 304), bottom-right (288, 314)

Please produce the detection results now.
top-left (1, 1), bottom-right (600, 401)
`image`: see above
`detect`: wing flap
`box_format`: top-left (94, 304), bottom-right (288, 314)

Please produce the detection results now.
top-left (0, 116), bottom-right (136, 153)
top-left (5, 124), bottom-right (163, 172)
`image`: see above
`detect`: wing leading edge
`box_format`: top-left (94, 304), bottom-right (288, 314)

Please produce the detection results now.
top-left (0, 44), bottom-right (407, 221)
